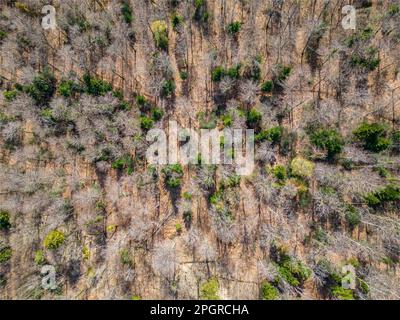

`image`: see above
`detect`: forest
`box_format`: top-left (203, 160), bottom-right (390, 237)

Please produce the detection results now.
top-left (0, 0), bottom-right (399, 300)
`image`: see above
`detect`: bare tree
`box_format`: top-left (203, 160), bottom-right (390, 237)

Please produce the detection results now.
top-left (152, 240), bottom-right (178, 280)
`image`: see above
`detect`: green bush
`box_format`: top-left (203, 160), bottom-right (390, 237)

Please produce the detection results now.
top-left (388, 4), bottom-right (400, 15)
top-left (34, 250), bottom-right (45, 265)
top-left (310, 128), bottom-right (344, 159)
top-left (365, 184), bottom-right (400, 208)
top-left (351, 52), bottom-right (380, 71)
top-left (112, 155), bottom-right (135, 175)
top-left (246, 108), bottom-right (262, 128)
top-left (39, 108), bottom-right (54, 122)
top-left (222, 174), bottom-right (241, 188)
top-left (0, 29), bottom-right (7, 41)
top-left (180, 70), bottom-right (188, 80)
top-left (183, 192), bottom-right (192, 200)
top-left (193, 0), bottom-right (209, 23)
top-left (183, 211), bottom-right (192, 224)
top-left (364, 193), bottom-right (380, 207)
top-left (313, 227), bottom-right (328, 243)
top-left (121, 1), bottom-right (133, 24)
top-left (0, 247), bottom-right (12, 263)
top-left (113, 89), bottom-right (124, 99)
top-left (227, 21), bottom-right (242, 34)
top-left (376, 166), bottom-right (389, 178)
top-left (353, 122), bottom-right (390, 152)
top-left (58, 80), bottom-right (81, 97)
top-left (82, 246), bottom-right (90, 261)
top-left (227, 65), bottom-right (240, 79)
top-left (220, 114), bottom-right (233, 127)
top-left (345, 205), bottom-right (361, 229)
top-left (290, 157), bottom-right (314, 178)
top-left (332, 286), bottom-right (354, 300)
top-left (165, 177), bottom-right (182, 189)
top-left (118, 100), bottom-right (131, 111)
top-left (151, 20), bottom-right (169, 50)
top-left (161, 79), bottom-right (175, 97)
top-left (261, 281), bottom-right (279, 300)
top-left (195, 0), bottom-right (204, 8)
top-left (136, 95), bottom-right (147, 106)
top-left (272, 164), bottom-right (286, 181)
top-left (275, 64), bottom-right (292, 83)
top-left (83, 74), bottom-right (112, 96)
top-left (392, 131), bottom-right (400, 153)
top-left (358, 278), bottom-right (370, 294)
top-left (151, 107), bottom-right (164, 121)
top-left (140, 116), bottom-right (154, 131)
top-left (120, 248), bottom-right (132, 265)
top-left (261, 80), bottom-right (274, 93)
top-left (3, 90), bottom-right (17, 101)
top-left (209, 190), bottom-right (223, 206)
top-left (211, 65), bottom-right (240, 82)
top-left (0, 210), bottom-right (11, 230)
top-left (172, 13), bottom-right (183, 29)
top-left (200, 277), bottom-right (220, 300)
top-left (261, 64), bottom-right (291, 93)
top-left (211, 66), bottom-right (226, 82)
top-left (277, 259), bottom-right (311, 287)
top-left (198, 111), bottom-right (217, 129)
top-left (162, 164), bottom-right (184, 188)
top-left (43, 230), bottom-right (65, 249)
top-left (26, 67), bottom-right (56, 106)
top-left (255, 126), bottom-right (282, 144)
top-left (272, 244), bottom-right (311, 287)
top-left (175, 223), bottom-right (182, 233)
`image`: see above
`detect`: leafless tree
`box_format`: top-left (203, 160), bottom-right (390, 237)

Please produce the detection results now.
top-left (152, 240), bottom-right (178, 280)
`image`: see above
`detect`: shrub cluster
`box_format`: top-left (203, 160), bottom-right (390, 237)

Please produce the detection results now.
top-left (227, 21), bottom-right (242, 35)
top-left (136, 96), bottom-right (164, 131)
top-left (255, 126), bottom-right (282, 144)
top-left (0, 210), bottom-right (11, 230)
top-left (26, 67), bottom-right (56, 106)
top-left (211, 65), bottom-right (240, 82)
top-left (351, 49), bottom-right (380, 71)
top-left (162, 164), bottom-right (184, 188)
top-left (0, 247), bottom-right (12, 263)
top-left (261, 64), bottom-right (292, 93)
top-left (345, 205), bottom-right (361, 229)
top-left (353, 122), bottom-right (391, 152)
top-left (200, 277), bottom-right (220, 300)
top-left (309, 128), bottom-right (344, 160)
top-left (194, 0), bottom-right (209, 24)
top-left (272, 244), bottom-right (311, 287)
top-left (121, 1), bottom-right (133, 24)
top-left (83, 74), bottom-right (112, 96)
top-left (172, 13), bottom-right (183, 30)
top-left (112, 154), bottom-right (135, 175)
top-left (43, 230), bottom-right (65, 249)
top-left (260, 281), bottom-right (279, 300)
top-left (151, 20), bottom-right (169, 50)
top-left (290, 157), bottom-right (315, 179)
top-left (246, 108), bottom-right (262, 129)
top-left (34, 250), bottom-right (45, 265)
top-left (365, 184), bottom-right (400, 208)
